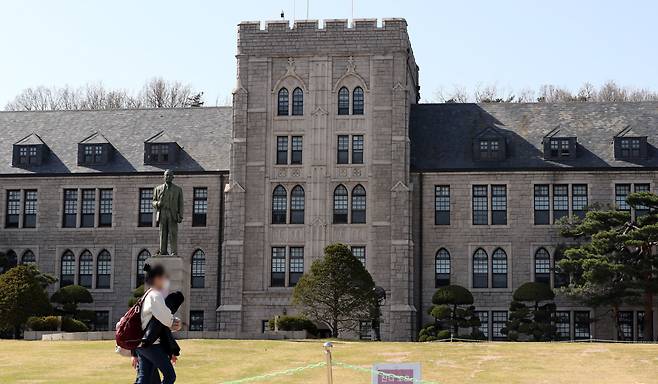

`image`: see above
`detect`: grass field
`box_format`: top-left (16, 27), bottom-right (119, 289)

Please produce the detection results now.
top-left (1, 339), bottom-right (657, 383)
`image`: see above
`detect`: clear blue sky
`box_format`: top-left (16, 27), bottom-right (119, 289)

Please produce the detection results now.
top-left (1, 0), bottom-right (657, 106)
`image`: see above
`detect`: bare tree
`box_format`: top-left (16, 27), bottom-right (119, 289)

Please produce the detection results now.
top-left (5, 78), bottom-right (202, 111)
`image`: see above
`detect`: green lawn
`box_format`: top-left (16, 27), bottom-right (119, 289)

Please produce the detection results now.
top-left (0, 339), bottom-right (657, 383)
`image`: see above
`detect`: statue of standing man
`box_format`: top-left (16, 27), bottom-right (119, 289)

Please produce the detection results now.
top-left (153, 170), bottom-right (183, 256)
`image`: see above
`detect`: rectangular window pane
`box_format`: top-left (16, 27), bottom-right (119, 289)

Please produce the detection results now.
top-left (271, 247), bottom-right (286, 287)
top-left (637, 311), bottom-right (651, 341)
top-left (6, 190), bottom-right (20, 228)
top-left (63, 189), bottom-right (78, 228)
top-left (618, 311), bottom-right (633, 341)
top-left (434, 185), bottom-right (450, 225)
top-left (533, 184), bottom-right (550, 225)
top-left (553, 184), bottom-right (568, 221)
top-left (492, 311), bottom-right (508, 340)
top-left (92, 311), bottom-right (110, 331)
top-left (337, 135), bottom-right (349, 164)
top-left (555, 311), bottom-right (570, 340)
top-left (193, 187), bottom-right (208, 227)
top-left (615, 184), bottom-right (631, 211)
top-left (189, 311), bottom-right (204, 331)
top-left (574, 311), bottom-right (591, 339)
top-left (81, 189), bottom-right (96, 228)
top-left (139, 188), bottom-right (153, 226)
top-left (99, 189), bottom-right (112, 227)
top-left (472, 185), bottom-right (488, 225)
top-left (22, 189), bottom-right (37, 228)
top-left (289, 247), bottom-right (304, 287)
top-left (491, 185), bottom-right (507, 225)
top-left (276, 136), bottom-right (288, 165)
top-left (351, 246), bottom-right (366, 266)
top-left (634, 184), bottom-right (650, 216)
top-left (291, 136), bottom-right (303, 164)
top-left (475, 311), bottom-right (489, 339)
top-left (352, 135), bottom-right (364, 164)
top-left (572, 184), bottom-right (588, 218)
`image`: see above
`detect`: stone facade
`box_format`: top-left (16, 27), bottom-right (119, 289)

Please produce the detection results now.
top-left (0, 173), bottom-right (226, 331)
top-left (412, 171), bottom-right (658, 340)
top-left (219, 19), bottom-right (419, 341)
top-left (1, 18), bottom-right (657, 342)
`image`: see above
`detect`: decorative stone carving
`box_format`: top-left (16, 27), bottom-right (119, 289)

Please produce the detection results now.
top-left (352, 167), bottom-right (362, 177)
top-left (277, 168), bottom-right (287, 178)
top-left (291, 168), bottom-right (301, 177)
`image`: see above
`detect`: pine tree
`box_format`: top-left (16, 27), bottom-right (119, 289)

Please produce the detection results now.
top-left (559, 192), bottom-right (658, 340)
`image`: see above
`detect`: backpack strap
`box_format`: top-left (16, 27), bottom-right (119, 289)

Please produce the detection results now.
top-left (134, 288), bottom-right (153, 313)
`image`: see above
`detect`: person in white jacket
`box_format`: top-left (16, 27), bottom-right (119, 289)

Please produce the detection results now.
top-left (134, 264), bottom-right (181, 384)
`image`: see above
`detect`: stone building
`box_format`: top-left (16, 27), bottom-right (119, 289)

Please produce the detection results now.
top-left (0, 108), bottom-right (231, 332)
top-left (1, 18), bottom-right (657, 341)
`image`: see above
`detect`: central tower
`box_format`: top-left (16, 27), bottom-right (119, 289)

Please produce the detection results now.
top-left (220, 18), bottom-right (419, 340)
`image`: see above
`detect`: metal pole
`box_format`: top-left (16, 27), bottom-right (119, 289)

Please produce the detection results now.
top-left (324, 342), bottom-right (333, 384)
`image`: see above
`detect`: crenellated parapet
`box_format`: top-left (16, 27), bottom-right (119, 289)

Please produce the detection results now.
top-left (237, 18), bottom-right (410, 55)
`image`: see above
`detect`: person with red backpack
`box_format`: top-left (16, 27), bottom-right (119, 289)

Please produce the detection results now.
top-left (117, 264), bottom-right (181, 384)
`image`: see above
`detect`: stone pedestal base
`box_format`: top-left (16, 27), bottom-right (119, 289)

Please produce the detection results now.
top-left (145, 256), bottom-right (190, 330)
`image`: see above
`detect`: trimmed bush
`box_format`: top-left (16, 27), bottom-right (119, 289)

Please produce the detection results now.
top-left (268, 315), bottom-right (317, 336)
top-left (513, 282), bottom-right (555, 303)
top-left (61, 317), bottom-right (89, 332)
top-left (432, 285), bottom-right (474, 306)
top-left (26, 316), bottom-right (60, 331)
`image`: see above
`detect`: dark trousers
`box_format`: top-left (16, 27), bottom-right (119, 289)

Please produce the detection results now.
top-left (136, 344), bottom-right (176, 384)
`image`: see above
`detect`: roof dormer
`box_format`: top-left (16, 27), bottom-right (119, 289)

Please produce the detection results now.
top-left (543, 127), bottom-right (577, 160)
top-left (12, 133), bottom-right (48, 168)
top-left (78, 132), bottom-right (114, 166)
top-left (614, 126), bottom-right (647, 160)
top-left (472, 126), bottom-right (506, 161)
top-left (144, 131), bottom-right (180, 165)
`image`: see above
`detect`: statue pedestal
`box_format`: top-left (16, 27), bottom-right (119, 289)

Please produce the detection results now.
top-left (145, 256), bottom-right (190, 331)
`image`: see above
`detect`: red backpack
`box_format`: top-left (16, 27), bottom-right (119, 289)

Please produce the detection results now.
top-left (115, 289), bottom-right (151, 350)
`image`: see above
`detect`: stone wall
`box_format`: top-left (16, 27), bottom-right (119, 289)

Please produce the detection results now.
top-left (221, 18), bottom-right (419, 340)
top-left (0, 173), bottom-right (226, 332)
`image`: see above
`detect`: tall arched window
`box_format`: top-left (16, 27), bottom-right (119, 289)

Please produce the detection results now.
top-left (473, 248), bottom-right (488, 288)
top-left (277, 88), bottom-right (289, 116)
top-left (435, 248), bottom-right (451, 287)
top-left (338, 87), bottom-right (350, 115)
top-left (191, 249), bottom-right (205, 288)
top-left (96, 250), bottom-right (111, 289)
top-left (272, 185), bottom-right (288, 224)
top-left (352, 87), bottom-right (364, 115)
top-left (136, 250), bottom-right (150, 287)
top-left (351, 185), bottom-right (366, 224)
top-left (492, 248), bottom-right (508, 288)
top-left (4, 250), bottom-right (17, 273)
top-left (292, 87), bottom-right (304, 116)
top-left (333, 185), bottom-right (348, 224)
top-left (61, 250), bottom-right (75, 287)
top-left (290, 185), bottom-right (305, 224)
top-left (21, 250), bottom-right (36, 265)
top-left (534, 248), bottom-right (551, 285)
top-left (78, 250), bottom-right (93, 288)
top-left (554, 250), bottom-right (570, 288)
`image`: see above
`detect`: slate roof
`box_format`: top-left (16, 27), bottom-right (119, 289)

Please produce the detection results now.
top-left (0, 107), bottom-right (232, 175)
top-left (410, 102), bottom-right (658, 171)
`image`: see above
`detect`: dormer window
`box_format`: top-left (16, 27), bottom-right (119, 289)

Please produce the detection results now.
top-left (144, 131), bottom-right (180, 165)
top-left (147, 143), bottom-right (170, 164)
top-left (549, 138), bottom-right (571, 157)
top-left (18, 146), bottom-right (39, 165)
top-left (543, 135), bottom-right (577, 160)
top-left (621, 138), bottom-right (640, 158)
top-left (78, 133), bottom-right (113, 166)
top-left (84, 145), bottom-right (104, 163)
top-left (472, 127), bottom-right (506, 161)
top-left (614, 136), bottom-right (647, 160)
top-left (479, 139), bottom-right (500, 160)
top-left (12, 133), bottom-right (48, 168)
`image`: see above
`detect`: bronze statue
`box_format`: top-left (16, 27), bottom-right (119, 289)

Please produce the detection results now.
top-left (153, 170), bottom-right (183, 256)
